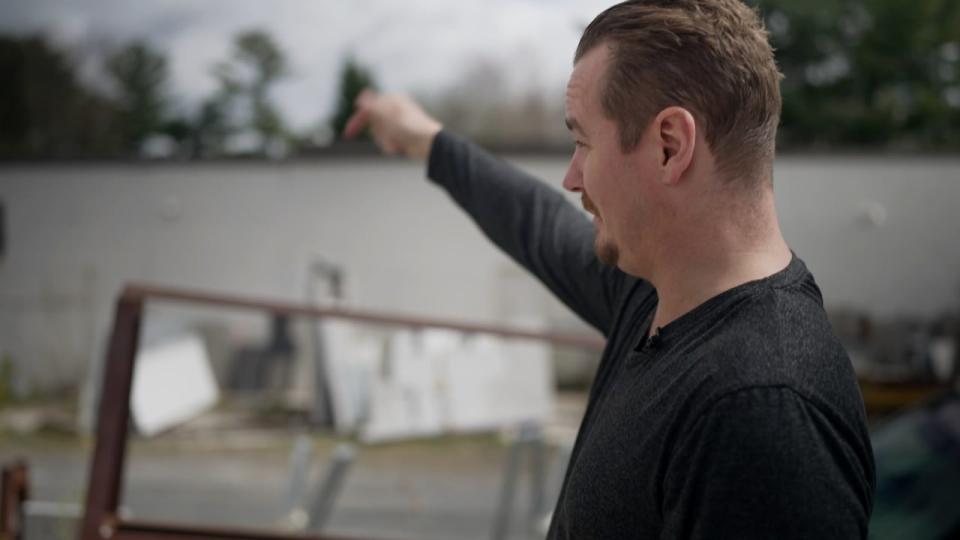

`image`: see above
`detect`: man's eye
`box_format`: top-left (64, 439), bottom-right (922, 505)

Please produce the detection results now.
top-left (575, 141), bottom-right (587, 148)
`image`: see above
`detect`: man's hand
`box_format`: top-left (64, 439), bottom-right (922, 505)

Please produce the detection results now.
top-left (343, 90), bottom-right (442, 161)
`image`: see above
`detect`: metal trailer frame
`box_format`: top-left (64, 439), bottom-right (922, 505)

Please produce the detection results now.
top-left (1, 461), bottom-right (29, 540)
top-left (74, 283), bottom-right (603, 540)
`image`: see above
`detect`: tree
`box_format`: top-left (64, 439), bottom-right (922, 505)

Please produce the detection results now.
top-left (751, 0), bottom-right (960, 149)
top-left (0, 35), bottom-right (122, 159)
top-left (188, 84), bottom-right (239, 158)
top-left (106, 41), bottom-right (170, 155)
top-left (329, 57), bottom-right (378, 140)
top-left (212, 29), bottom-right (289, 154)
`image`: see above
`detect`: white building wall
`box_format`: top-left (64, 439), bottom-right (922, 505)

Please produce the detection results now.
top-left (1, 154), bottom-right (959, 394)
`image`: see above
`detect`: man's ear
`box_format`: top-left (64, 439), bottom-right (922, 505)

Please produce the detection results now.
top-left (654, 107), bottom-right (696, 185)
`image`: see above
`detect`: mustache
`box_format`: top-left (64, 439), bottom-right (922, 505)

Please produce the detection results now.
top-left (581, 194), bottom-right (598, 216)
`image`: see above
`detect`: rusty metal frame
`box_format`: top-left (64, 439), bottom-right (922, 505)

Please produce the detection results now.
top-left (1, 461), bottom-right (29, 540)
top-left (78, 283), bottom-right (604, 540)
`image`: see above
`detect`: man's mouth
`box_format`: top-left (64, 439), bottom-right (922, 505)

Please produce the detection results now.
top-left (581, 195), bottom-right (598, 218)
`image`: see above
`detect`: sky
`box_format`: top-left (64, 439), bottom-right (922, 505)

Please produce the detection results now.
top-left (1, 0), bottom-right (614, 130)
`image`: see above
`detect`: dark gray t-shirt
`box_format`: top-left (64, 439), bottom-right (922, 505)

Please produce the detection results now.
top-left (427, 131), bottom-right (875, 539)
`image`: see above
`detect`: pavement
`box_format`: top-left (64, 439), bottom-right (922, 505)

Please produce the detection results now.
top-left (0, 393), bottom-right (589, 540)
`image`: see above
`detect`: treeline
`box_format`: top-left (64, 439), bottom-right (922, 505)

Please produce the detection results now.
top-left (438, 0), bottom-right (960, 152)
top-left (1, 0), bottom-right (959, 160)
top-left (754, 0), bottom-right (960, 149)
top-left (0, 30), bottom-right (375, 160)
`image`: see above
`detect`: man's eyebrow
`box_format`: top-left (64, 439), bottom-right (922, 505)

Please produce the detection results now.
top-left (565, 116), bottom-right (583, 134)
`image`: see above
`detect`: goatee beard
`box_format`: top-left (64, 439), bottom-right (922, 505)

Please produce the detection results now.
top-left (583, 193), bottom-right (618, 266)
top-left (595, 235), bottom-right (619, 267)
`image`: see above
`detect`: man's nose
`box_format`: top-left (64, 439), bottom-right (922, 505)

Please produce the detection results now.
top-left (562, 156), bottom-right (583, 193)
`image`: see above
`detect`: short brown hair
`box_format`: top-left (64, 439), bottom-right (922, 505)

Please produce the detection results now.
top-left (576, 0), bottom-right (782, 185)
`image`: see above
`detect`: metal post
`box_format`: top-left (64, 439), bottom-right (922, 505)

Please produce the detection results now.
top-left (1, 461), bottom-right (29, 540)
top-left (282, 433), bottom-right (315, 528)
top-left (308, 315), bottom-right (335, 429)
top-left (306, 259), bottom-right (341, 428)
top-left (491, 424), bottom-right (536, 540)
top-left (306, 443), bottom-right (355, 532)
top-left (78, 295), bottom-right (143, 540)
top-left (526, 426), bottom-right (547, 536)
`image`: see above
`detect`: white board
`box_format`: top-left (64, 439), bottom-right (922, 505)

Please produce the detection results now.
top-left (362, 330), bottom-right (448, 440)
top-left (323, 326), bottom-right (554, 443)
top-left (131, 334), bottom-right (219, 437)
top-left (443, 334), bottom-right (553, 432)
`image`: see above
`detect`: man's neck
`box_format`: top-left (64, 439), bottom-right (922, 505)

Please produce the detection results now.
top-left (645, 201), bottom-right (792, 336)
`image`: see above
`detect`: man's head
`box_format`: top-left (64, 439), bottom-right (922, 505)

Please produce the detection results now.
top-left (563, 0), bottom-right (782, 276)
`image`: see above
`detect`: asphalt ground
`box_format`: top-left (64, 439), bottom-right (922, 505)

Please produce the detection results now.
top-left (1, 393), bottom-right (589, 540)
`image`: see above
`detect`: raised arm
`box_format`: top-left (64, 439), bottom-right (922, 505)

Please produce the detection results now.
top-left (345, 91), bottom-right (636, 334)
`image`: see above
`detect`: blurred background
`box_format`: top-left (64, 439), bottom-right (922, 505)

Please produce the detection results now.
top-left (1, 0), bottom-right (959, 539)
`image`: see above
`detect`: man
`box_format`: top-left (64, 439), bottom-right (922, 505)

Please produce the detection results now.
top-left (345, 0), bottom-right (875, 537)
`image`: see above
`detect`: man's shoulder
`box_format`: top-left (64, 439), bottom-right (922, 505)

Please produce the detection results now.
top-left (711, 264), bottom-right (842, 357)
top-left (682, 274), bottom-right (860, 413)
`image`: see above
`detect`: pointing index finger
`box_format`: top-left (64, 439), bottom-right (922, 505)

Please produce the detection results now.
top-left (343, 108), bottom-right (370, 140)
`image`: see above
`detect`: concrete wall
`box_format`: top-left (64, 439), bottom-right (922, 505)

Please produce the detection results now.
top-left (2, 153), bottom-right (959, 394)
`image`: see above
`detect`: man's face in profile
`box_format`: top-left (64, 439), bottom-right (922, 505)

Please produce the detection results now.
top-left (562, 45), bottom-right (657, 276)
